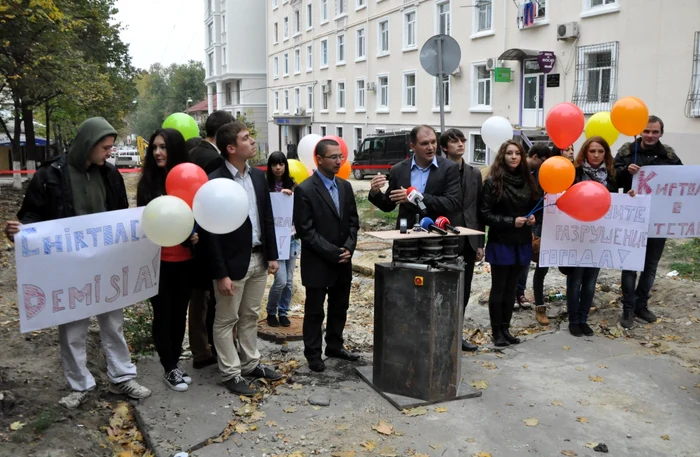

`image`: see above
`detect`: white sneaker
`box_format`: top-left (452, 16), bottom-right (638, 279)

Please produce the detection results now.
top-left (58, 390), bottom-right (91, 409)
top-left (176, 365), bottom-right (192, 385)
top-left (163, 369), bottom-right (188, 392)
top-left (109, 379), bottom-right (152, 399)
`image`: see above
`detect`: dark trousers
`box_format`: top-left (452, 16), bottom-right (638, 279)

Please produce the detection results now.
top-left (462, 246), bottom-right (477, 314)
top-left (621, 238), bottom-right (666, 312)
top-left (303, 282), bottom-right (352, 362)
top-left (188, 286), bottom-right (217, 362)
top-left (489, 264), bottom-right (526, 329)
top-left (566, 267), bottom-right (600, 324)
top-left (516, 264), bottom-right (549, 306)
top-left (151, 260), bottom-right (194, 372)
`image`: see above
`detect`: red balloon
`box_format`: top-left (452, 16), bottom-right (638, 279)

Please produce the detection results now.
top-left (546, 102), bottom-right (584, 149)
top-left (556, 181), bottom-right (612, 222)
top-left (165, 163), bottom-right (209, 208)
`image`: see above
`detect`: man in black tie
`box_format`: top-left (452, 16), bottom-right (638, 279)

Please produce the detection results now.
top-left (294, 139), bottom-right (360, 372)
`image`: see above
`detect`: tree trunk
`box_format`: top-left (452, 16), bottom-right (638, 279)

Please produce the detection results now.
top-left (11, 98), bottom-right (22, 164)
top-left (45, 102), bottom-right (51, 159)
top-left (22, 103), bottom-right (36, 164)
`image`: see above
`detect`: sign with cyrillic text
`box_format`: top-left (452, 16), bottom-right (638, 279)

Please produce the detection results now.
top-left (540, 193), bottom-right (651, 271)
top-left (15, 208), bottom-right (160, 333)
top-left (270, 192), bottom-right (294, 260)
top-left (632, 165), bottom-right (700, 238)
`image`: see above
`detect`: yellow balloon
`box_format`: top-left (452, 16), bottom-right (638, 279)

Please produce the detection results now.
top-left (288, 159), bottom-right (309, 184)
top-left (585, 111), bottom-right (620, 146)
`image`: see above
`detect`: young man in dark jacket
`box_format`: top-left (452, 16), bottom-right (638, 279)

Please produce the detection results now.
top-left (613, 115), bottom-right (683, 328)
top-left (4, 117), bottom-right (151, 409)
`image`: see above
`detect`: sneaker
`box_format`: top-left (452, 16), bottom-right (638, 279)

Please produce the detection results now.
top-left (176, 364), bottom-right (192, 385)
top-left (620, 309), bottom-right (634, 329)
top-left (58, 390), bottom-right (91, 409)
top-left (517, 295), bottom-right (532, 310)
top-left (635, 307), bottom-right (657, 323)
top-left (248, 363), bottom-right (283, 381)
top-left (513, 299), bottom-right (521, 311)
top-left (109, 379), bottom-right (152, 399)
top-left (267, 314), bottom-right (280, 327)
top-left (163, 369), bottom-right (188, 392)
top-left (279, 315), bottom-right (291, 327)
top-left (580, 322), bottom-right (594, 336)
top-left (569, 323), bottom-right (583, 337)
top-left (223, 375), bottom-right (256, 396)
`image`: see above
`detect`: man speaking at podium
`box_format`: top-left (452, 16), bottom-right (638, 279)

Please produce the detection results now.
top-left (368, 125), bottom-right (461, 228)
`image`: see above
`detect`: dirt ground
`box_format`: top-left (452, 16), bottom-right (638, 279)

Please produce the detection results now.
top-left (0, 174), bottom-right (699, 456)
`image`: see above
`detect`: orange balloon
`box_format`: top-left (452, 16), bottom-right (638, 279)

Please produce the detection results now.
top-left (538, 156), bottom-right (575, 194)
top-left (337, 160), bottom-right (351, 180)
top-left (321, 135), bottom-right (349, 163)
top-left (610, 97), bottom-right (649, 136)
top-left (545, 102), bottom-right (584, 149)
top-left (556, 181), bottom-right (611, 222)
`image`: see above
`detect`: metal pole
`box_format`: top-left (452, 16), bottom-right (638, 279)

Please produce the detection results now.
top-left (437, 36), bottom-right (445, 135)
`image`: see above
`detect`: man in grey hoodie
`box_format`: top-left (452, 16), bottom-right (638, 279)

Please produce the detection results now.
top-left (5, 117), bottom-right (151, 409)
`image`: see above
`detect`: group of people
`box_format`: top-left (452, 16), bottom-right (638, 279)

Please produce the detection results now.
top-left (3, 112), bottom-right (680, 406)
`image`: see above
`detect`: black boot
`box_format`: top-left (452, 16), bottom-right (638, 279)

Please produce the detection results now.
top-left (635, 307), bottom-right (657, 323)
top-left (462, 339), bottom-right (478, 352)
top-left (502, 326), bottom-right (521, 345)
top-left (492, 326), bottom-right (510, 347)
top-left (620, 308), bottom-right (634, 329)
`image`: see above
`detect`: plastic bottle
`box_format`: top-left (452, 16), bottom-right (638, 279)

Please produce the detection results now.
top-left (546, 293), bottom-right (566, 302)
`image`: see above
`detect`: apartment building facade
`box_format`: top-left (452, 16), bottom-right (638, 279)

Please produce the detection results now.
top-left (266, 0), bottom-right (700, 165)
top-left (203, 0), bottom-right (269, 150)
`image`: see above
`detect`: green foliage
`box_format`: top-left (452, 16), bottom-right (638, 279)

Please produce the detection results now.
top-left (355, 193), bottom-right (398, 229)
top-left (31, 408), bottom-right (60, 435)
top-left (123, 302), bottom-right (154, 357)
top-left (666, 239), bottom-right (700, 281)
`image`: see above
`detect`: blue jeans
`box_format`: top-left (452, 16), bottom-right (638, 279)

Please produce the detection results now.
top-left (266, 239), bottom-right (299, 317)
top-left (566, 267), bottom-right (600, 324)
top-left (621, 238), bottom-right (666, 312)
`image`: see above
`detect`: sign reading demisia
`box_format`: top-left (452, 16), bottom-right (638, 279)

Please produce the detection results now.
top-left (539, 193), bottom-right (651, 271)
top-left (632, 165), bottom-right (700, 238)
top-left (15, 208), bottom-right (161, 333)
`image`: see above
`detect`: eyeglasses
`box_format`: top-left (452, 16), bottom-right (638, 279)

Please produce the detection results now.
top-left (322, 154), bottom-right (344, 161)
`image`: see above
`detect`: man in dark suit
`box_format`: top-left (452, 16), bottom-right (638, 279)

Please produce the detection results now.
top-left (368, 125), bottom-right (461, 227)
top-left (204, 120), bottom-right (282, 396)
top-left (294, 139), bottom-right (360, 372)
top-left (188, 110), bottom-right (234, 369)
top-left (440, 129), bottom-right (485, 352)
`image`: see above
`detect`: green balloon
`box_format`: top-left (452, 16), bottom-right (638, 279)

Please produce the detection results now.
top-left (162, 113), bottom-right (200, 141)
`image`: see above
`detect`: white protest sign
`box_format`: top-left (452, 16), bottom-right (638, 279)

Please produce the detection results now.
top-left (270, 192), bottom-right (294, 260)
top-left (540, 193), bottom-right (651, 271)
top-left (632, 165), bottom-right (700, 238)
top-left (15, 208), bottom-right (161, 333)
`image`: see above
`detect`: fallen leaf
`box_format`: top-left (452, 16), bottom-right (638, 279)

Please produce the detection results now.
top-left (249, 425), bottom-right (258, 431)
top-left (481, 361), bottom-right (497, 370)
top-left (361, 441), bottom-right (377, 451)
top-left (378, 447), bottom-right (398, 457)
top-left (585, 442), bottom-right (598, 449)
top-left (575, 367), bottom-right (585, 371)
top-left (578, 399), bottom-right (591, 406)
top-left (265, 420), bottom-right (278, 427)
top-left (9, 421), bottom-right (24, 431)
top-left (695, 384), bottom-right (700, 389)
top-left (472, 453), bottom-right (492, 457)
top-left (523, 364), bottom-right (529, 369)
top-left (563, 345), bottom-right (571, 350)
top-left (234, 404), bottom-right (256, 417)
top-left (661, 435), bottom-right (670, 440)
top-left (414, 454), bottom-right (430, 457)
top-left (249, 411), bottom-right (266, 422)
top-left (589, 375), bottom-right (604, 383)
top-left (291, 383), bottom-right (303, 390)
top-left (434, 407), bottom-right (448, 413)
top-left (283, 406), bottom-right (297, 413)
top-left (312, 405), bottom-right (322, 411)
top-left (234, 423), bottom-right (248, 434)
top-left (551, 400), bottom-right (564, 407)
top-left (288, 452), bottom-right (305, 457)
top-left (576, 417), bottom-right (588, 424)
top-left (522, 417), bottom-right (539, 427)
top-left (429, 444), bottom-right (442, 450)
top-left (393, 430), bottom-right (405, 436)
top-left (471, 380), bottom-right (489, 390)
top-left (679, 386), bottom-right (687, 390)
top-left (372, 421), bottom-right (394, 436)
top-left (402, 406), bottom-right (428, 417)
top-left (336, 424), bottom-right (350, 431)
top-left (561, 451), bottom-right (577, 456)
top-left (466, 437), bottom-right (476, 443)
top-left (332, 451), bottom-right (356, 457)
top-left (598, 364), bottom-right (608, 369)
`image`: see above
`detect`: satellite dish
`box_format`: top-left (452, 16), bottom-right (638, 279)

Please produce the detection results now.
top-left (419, 34), bottom-right (461, 77)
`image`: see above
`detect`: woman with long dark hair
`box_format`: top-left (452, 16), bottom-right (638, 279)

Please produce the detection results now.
top-left (137, 128), bottom-right (197, 392)
top-left (481, 140), bottom-right (541, 346)
top-left (265, 152), bottom-right (298, 327)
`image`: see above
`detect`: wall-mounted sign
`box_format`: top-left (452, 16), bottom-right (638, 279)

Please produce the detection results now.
top-left (494, 67), bottom-right (512, 83)
top-left (538, 51), bottom-right (556, 74)
top-left (546, 73), bottom-right (561, 87)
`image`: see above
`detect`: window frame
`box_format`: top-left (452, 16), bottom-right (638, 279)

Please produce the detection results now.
top-left (377, 17), bottom-right (390, 57)
top-left (468, 132), bottom-right (490, 165)
top-left (403, 9), bottom-right (417, 51)
top-left (377, 73), bottom-right (390, 112)
top-left (294, 47), bottom-right (301, 74)
top-left (336, 32), bottom-right (346, 65)
top-left (433, 74), bottom-right (451, 111)
top-left (571, 41), bottom-right (619, 114)
top-left (356, 26), bottom-right (367, 62)
top-left (355, 78), bottom-right (366, 112)
top-left (472, 0), bottom-right (495, 38)
top-left (470, 62), bottom-right (493, 112)
top-left (320, 38), bottom-right (329, 68)
top-left (402, 71), bottom-right (417, 112)
top-left (336, 80), bottom-right (346, 112)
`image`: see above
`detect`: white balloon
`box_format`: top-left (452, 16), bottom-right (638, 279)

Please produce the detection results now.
top-left (297, 133), bottom-right (322, 171)
top-left (142, 196), bottom-right (194, 247)
top-left (480, 116), bottom-right (514, 151)
top-left (193, 178), bottom-right (250, 234)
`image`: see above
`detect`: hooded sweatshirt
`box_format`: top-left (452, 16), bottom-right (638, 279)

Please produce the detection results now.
top-left (67, 117), bottom-right (117, 215)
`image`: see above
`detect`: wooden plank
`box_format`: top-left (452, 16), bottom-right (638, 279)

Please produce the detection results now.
top-left (365, 226), bottom-right (484, 241)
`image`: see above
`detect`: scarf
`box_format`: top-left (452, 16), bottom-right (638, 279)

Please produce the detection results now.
top-left (500, 170), bottom-right (532, 207)
top-left (581, 160), bottom-right (608, 186)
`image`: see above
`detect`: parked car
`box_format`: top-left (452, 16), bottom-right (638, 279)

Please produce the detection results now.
top-left (115, 148), bottom-right (141, 168)
top-left (351, 131), bottom-right (443, 179)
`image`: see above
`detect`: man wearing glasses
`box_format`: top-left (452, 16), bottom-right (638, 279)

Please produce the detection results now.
top-left (294, 139), bottom-right (360, 373)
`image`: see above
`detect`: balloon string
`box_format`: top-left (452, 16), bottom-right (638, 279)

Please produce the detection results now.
top-left (633, 137), bottom-right (638, 165)
top-left (526, 196), bottom-right (545, 218)
top-left (528, 202), bottom-right (557, 215)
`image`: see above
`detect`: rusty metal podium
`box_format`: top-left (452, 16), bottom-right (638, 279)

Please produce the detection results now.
top-left (356, 227), bottom-right (484, 410)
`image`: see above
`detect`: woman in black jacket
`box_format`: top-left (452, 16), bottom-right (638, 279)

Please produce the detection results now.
top-left (481, 140), bottom-right (541, 346)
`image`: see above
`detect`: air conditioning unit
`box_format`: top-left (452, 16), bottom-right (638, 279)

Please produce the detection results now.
top-left (485, 57), bottom-right (499, 71)
top-left (322, 83), bottom-right (331, 94)
top-left (295, 107), bottom-right (306, 116)
top-left (451, 65), bottom-right (462, 77)
top-left (557, 21), bottom-right (580, 40)
top-left (367, 82), bottom-right (377, 91)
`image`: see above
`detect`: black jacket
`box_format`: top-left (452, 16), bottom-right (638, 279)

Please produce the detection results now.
top-left (17, 154), bottom-right (128, 223)
top-left (480, 175), bottom-right (540, 246)
top-left (613, 139), bottom-right (682, 192)
top-left (190, 140), bottom-right (224, 175)
top-left (452, 160), bottom-right (485, 252)
top-left (368, 155), bottom-right (462, 228)
top-left (294, 173), bottom-right (359, 289)
top-left (202, 163), bottom-right (278, 281)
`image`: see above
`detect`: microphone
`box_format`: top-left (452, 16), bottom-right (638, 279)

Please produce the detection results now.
top-left (406, 186), bottom-right (427, 214)
top-left (420, 217), bottom-right (448, 235)
top-left (435, 216), bottom-right (460, 234)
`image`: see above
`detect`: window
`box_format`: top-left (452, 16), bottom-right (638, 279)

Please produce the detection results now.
top-left (320, 38), bottom-right (329, 67)
top-left (337, 81), bottom-right (346, 111)
top-left (471, 64), bottom-right (492, 109)
top-left (582, 0), bottom-right (619, 16)
top-left (356, 27), bottom-right (366, 60)
top-left (336, 126), bottom-right (344, 138)
top-left (404, 10), bottom-right (416, 50)
top-left (208, 52), bottom-right (214, 75)
top-left (294, 48), bottom-right (301, 73)
top-left (377, 18), bottom-right (389, 55)
top-left (535, 0), bottom-right (546, 20)
top-left (207, 22), bottom-right (214, 46)
top-left (321, 125), bottom-right (327, 136)
top-left (356, 0), bottom-right (366, 9)
top-left (283, 17), bottom-right (289, 39)
top-left (225, 82), bottom-right (232, 105)
top-left (221, 14), bottom-right (226, 35)
top-left (337, 0), bottom-right (345, 16)
top-left (403, 72), bottom-right (416, 110)
top-left (572, 42), bottom-right (619, 113)
top-left (474, 0), bottom-right (493, 33)
top-left (437, 1), bottom-right (450, 35)
top-left (686, 31), bottom-right (700, 118)
top-left (272, 0), bottom-right (278, 8)
top-left (273, 56), bottom-right (279, 78)
top-left (274, 91), bottom-right (279, 113)
top-left (221, 46), bottom-right (227, 70)
top-left (306, 44), bottom-right (313, 71)
top-left (284, 89), bottom-right (290, 113)
top-left (273, 22), bottom-right (279, 44)
top-left (306, 2), bottom-right (313, 29)
top-left (354, 127), bottom-right (363, 152)
top-left (320, 0), bottom-right (328, 22)
top-left (295, 87), bottom-right (301, 110)
top-left (434, 75), bottom-right (450, 109)
top-left (470, 133), bottom-right (488, 165)
top-left (283, 52), bottom-right (289, 76)
top-left (293, 10), bottom-right (301, 35)
top-left (356, 78), bottom-right (366, 111)
top-left (321, 84), bottom-right (329, 111)
top-left (337, 33), bottom-right (346, 64)
top-left (377, 75), bottom-right (389, 111)
top-left (307, 85), bottom-right (314, 111)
